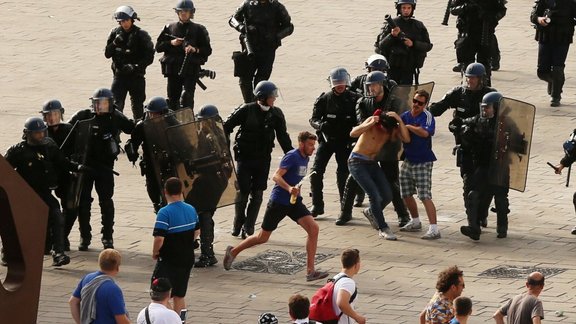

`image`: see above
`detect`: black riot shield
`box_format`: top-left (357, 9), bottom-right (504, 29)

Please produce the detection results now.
top-left (143, 108), bottom-right (195, 204)
top-left (66, 117), bottom-right (94, 211)
top-left (489, 97), bottom-right (535, 192)
top-left (388, 81), bottom-right (435, 113)
top-left (165, 117), bottom-right (238, 211)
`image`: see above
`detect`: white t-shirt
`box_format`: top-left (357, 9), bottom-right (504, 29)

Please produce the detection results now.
top-left (331, 273), bottom-right (358, 324)
top-left (136, 303), bottom-right (182, 324)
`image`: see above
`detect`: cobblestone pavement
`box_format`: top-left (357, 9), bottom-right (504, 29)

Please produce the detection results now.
top-left (1, 0), bottom-right (576, 322)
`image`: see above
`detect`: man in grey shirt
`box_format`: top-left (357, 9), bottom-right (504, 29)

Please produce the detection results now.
top-left (493, 272), bottom-right (545, 324)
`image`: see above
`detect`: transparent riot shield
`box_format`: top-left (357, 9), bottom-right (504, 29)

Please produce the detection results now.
top-left (489, 97), bottom-right (535, 192)
top-left (389, 81), bottom-right (435, 113)
top-left (143, 108), bottom-right (195, 204)
top-left (165, 117), bottom-right (238, 211)
top-left (66, 117), bottom-right (94, 211)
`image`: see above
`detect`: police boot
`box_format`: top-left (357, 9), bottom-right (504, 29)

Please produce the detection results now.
top-left (99, 199), bottom-right (115, 249)
top-left (496, 211), bottom-right (508, 238)
top-left (77, 203), bottom-right (93, 251)
top-left (461, 191), bottom-right (481, 240)
top-left (195, 211), bottom-right (218, 267)
top-left (336, 176), bottom-right (358, 226)
top-left (354, 191), bottom-right (365, 207)
top-left (239, 81), bottom-right (254, 103)
top-left (52, 252), bottom-right (70, 267)
top-left (550, 66), bottom-right (565, 107)
top-left (232, 191), bottom-right (249, 237)
top-left (390, 184), bottom-right (410, 227)
top-left (309, 172), bottom-right (325, 217)
top-left (243, 190), bottom-right (263, 238)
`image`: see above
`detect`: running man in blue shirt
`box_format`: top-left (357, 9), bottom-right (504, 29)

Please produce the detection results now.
top-left (223, 131), bottom-right (329, 282)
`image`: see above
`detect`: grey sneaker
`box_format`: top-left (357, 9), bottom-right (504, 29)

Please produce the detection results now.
top-left (362, 208), bottom-right (379, 230)
top-left (378, 227), bottom-right (397, 241)
top-left (223, 246), bottom-right (235, 271)
top-left (421, 231), bottom-right (441, 240)
top-left (306, 270), bottom-right (329, 282)
top-left (400, 221), bottom-right (422, 232)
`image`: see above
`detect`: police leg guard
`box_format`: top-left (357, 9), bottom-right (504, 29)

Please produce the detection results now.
top-left (99, 199), bottom-right (115, 249)
top-left (309, 171), bottom-right (325, 217)
top-left (49, 205), bottom-right (67, 254)
top-left (354, 190), bottom-right (365, 207)
top-left (239, 79), bottom-right (254, 103)
top-left (233, 191), bottom-right (249, 236)
top-left (244, 189), bottom-right (263, 237)
top-left (77, 200), bottom-right (93, 251)
top-left (336, 175), bottom-right (358, 226)
top-left (550, 66), bottom-right (565, 106)
top-left (336, 169), bottom-right (349, 203)
top-left (195, 211), bottom-right (218, 267)
top-left (461, 191), bottom-right (481, 240)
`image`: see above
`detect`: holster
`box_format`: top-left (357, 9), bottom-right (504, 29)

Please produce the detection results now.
top-left (232, 51), bottom-right (253, 77)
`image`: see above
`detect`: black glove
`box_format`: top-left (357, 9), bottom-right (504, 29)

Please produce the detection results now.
top-left (113, 34), bottom-right (124, 46)
top-left (448, 118), bottom-right (463, 134)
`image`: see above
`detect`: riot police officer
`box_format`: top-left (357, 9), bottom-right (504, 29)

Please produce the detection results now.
top-left (553, 130), bottom-right (576, 235)
top-left (375, 0), bottom-right (433, 85)
top-left (531, 0), bottom-right (576, 107)
top-left (350, 54), bottom-right (390, 96)
top-left (68, 88), bottom-right (134, 251)
top-left (308, 68), bottom-right (360, 217)
top-left (125, 96), bottom-right (171, 213)
top-left (224, 81), bottom-right (293, 238)
top-left (105, 5), bottom-right (155, 121)
top-left (459, 92), bottom-right (510, 240)
top-left (40, 100), bottom-right (75, 250)
top-left (449, 0), bottom-right (507, 86)
top-left (4, 117), bottom-right (85, 266)
top-left (156, 0), bottom-right (212, 111)
top-left (429, 63), bottom-right (496, 222)
top-left (229, 0), bottom-right (294, 103)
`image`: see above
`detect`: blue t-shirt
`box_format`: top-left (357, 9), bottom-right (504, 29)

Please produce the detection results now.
top-left (153, 200), bottom-right (198, 266)
top-left (401, 109), bottom-right (437, 163)
top-left (72, 271), bottom-right (126, 324)
top-left (270, 148), bottom-right (309, 205)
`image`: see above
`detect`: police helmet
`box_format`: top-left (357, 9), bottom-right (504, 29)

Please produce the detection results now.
top-left (258, 313), bottom-right (278, 324)
top-left (365, 71), bottom-right (388, 85)
top-left (24, 117), bottom-right (47, 133)
top-left (146, 96), bottom-right (169, 113)
top-left (328, 67), bottom-right (351, 88)
top-left (114, 6), bottom-right (139, 21)
top-left (90, 88), bottom-right (114, 113)
top-left (396, 0), bottom-right (416, 9)
top-left (41, 99), bottom-right (65, 115)
top-left (253, 81), bottom-right (279, 101)
top-left (464, 62), bottom-right (486, 77)
top-left (174, 0), bottom-right (195, 12)
top-left (197, 104), bottom-right (219, 119)
top-left (365, 54), bottom-right (389, 72)
top-left (564, 131), bottom-right (576, 155)
top-left (480, 92), bottom-right (503, 112)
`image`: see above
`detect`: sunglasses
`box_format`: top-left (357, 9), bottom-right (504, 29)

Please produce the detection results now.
top-left (412, 99), bottom-right (426, 106)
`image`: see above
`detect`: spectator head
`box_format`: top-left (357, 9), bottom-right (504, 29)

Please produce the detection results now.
top-left (298, 131), bottom-right (317, 143)
top-left (164, 177), bottom-right (183, 196)
top-left (526, 272), bottom-right (545, 295)
top-left (341, 248), bottom-right (360, 270)
top-left (453, 296), bottom-right (473, 317)
top-left (258, 312), bottom-right (278, 324)
top-left (288, 294), bottom-right (310, 320)
top-left (414, 89), bottom-right (430, 105)
top-left (150, 277), bottom-right (172, 302)
top-left (98, 248), bottom-right (121, 273)
top-left (436, 265), bottom-right (464, 299)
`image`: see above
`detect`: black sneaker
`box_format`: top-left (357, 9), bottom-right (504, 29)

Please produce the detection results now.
top-left (52, 253), bottom-right (70, 267)
top-left (311, 205), bottom-right (324, 218)
top-left (102, 239), bottom-right (114, 249)
top-left (460, 226), bottom-right (480, 241)
top-left (195, 255), bottom-right (218, 268)
top-left (335, 213), bottom-right (352, 226)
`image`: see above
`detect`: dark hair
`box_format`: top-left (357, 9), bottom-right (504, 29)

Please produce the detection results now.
top-left (379, 114), bottom-right (399, 131)
top-left (341, 248), bottom-right (360, 269)
top-left (436, 265), bottom-right (463, 293)
top-left (453, 296), bottom-right (472, 316)
top-left (150, 277), bottom-right (172, 301)
top-left (164, 177), bottom-right (182, 196)
top-left (527, 274), bottom-right (545, 287)
top-left (288, 294), bottom-right (310, 320)
top-left (415, 89), bottom-right (430, 104)
top-left (298, 131), bottom-right (317, 143)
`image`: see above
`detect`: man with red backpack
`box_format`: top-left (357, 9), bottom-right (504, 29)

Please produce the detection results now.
top-left (310, 248), bottom-right (365, 324)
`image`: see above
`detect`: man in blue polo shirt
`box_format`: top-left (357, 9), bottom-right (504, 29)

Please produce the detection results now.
top-left (398, 89), bottom-right (440, 239)
top-left (223, 131), bottom-right (329, 282)
top-left (151, 177), bottom-right (199, 316)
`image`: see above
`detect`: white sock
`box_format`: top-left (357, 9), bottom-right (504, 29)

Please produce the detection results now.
top-left (429, 224), bottom-right (438, 233)
top-left (412, 217), bottom-right (421, 225)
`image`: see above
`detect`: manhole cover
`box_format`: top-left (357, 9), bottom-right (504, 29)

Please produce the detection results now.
top-left (478, 265), bottom-right (567, 279)
top-left (232, 249), bottom-right (335, 275)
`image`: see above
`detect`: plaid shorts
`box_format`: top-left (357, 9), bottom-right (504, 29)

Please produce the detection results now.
top-left (399, 161), bottom-right (433, 200)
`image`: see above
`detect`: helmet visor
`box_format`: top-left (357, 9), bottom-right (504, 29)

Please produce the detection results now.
top-left (92, 98), bottom-right (111, 113)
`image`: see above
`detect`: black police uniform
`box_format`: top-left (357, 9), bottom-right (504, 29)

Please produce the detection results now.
top-left (156, 19), bottom-right (212, 111)
top-left (559, 133), bottom-right (576, 234)
top-left (5, 138), bottom-right (78, 259)
top-left (350, 74), bottom-right (368, 95)
top-left (450, 0), bottom-right (507, 84)
top-left (375, 14), bottom-right (433, 85)
top-left (68, 109), bottom-right (134, 249)
top-left (105, 24), bottom-right (155, 121)
top-left (429, 85), bottom-right (496, 212)
top-left (232, 0), bottom-right (294, 102)
top-left (309, 89), bottom-right (360, 215)
top-left (224, 102), bottom-right (293, 236)
top-left (530, 0), bottom-right (576, 105)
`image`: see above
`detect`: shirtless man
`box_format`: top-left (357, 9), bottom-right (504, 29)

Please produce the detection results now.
top-left (348, 110), bottom-right (409, 240)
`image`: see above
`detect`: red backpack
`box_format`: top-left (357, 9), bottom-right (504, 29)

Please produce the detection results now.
top-left (309, 275), bottom-right (357, 324)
